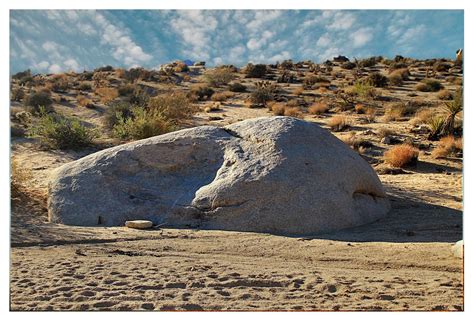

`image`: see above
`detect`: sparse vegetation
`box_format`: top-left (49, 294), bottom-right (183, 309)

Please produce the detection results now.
top-left (308, 103), bottom-right (329, 115)
top-left (23, 92), bottom-right (53, 114)
top-left (228, 82), bottom-right (247, 92)
top-left (210, 91), bottom-right (234, 102)
top-left (244, 63), bottom-right (267, 78)
top-left (203, 68), bottom-right (236, 87)
top-left (416, 79), bottom-right (443, 92)
top-left (327, 115), bottom-right (350, 131)
top-left (432, 136), bottom-right (462, 159)
top-left (384, 144), bottom-right (419, 167)
top-left (95, 87), bottom-right (119, 104)
top-left (27, 108), bottom-right (97, 149)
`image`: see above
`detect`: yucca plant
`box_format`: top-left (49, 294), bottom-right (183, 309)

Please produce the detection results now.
top-left (441, 88), bottom-right (463, 136)
top-left (427, 115), bottom-right (445, 140)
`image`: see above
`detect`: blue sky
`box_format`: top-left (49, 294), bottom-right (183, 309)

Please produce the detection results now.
top-left (10, 10), bottom-right (463, 74)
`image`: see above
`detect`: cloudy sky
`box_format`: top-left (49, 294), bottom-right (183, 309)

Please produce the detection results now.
top-left (10, 10), bottom-right (463, 74)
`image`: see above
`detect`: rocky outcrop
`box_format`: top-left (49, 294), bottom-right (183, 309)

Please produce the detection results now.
top-left (48, 117), bottom-right (390, 235)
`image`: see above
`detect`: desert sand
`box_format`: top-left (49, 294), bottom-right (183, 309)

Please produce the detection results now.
top-left (10, 58), bottom-right (463, 311)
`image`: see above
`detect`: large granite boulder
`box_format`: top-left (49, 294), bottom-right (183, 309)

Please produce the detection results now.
top-left (48, 117), bottom-right (390, 235)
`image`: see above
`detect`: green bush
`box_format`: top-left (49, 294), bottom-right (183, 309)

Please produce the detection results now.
top-left (358, 57), bottom-right (378, 68)
top-left (78, 82), bottom-right (92, 91)
top-left (352, 81), bottom-right (379, 99)
top-left (365, 72), bottom-right (388, 87)
top-left (147, 93), bottom-right (196, 122)
top-left (113, 107), bottom-right (175, 140)
top-left (203, 68), bottom-right (235, 87)
top-left (189, 84), bottom-right (214, 101)
top-left (420, 79), bottom-right (443, 92)
top-left (27, 108), bottom-right (96, 149)
top-left (104, 102), bottom-right (134, 128)
top-left (244, 64), bottom-right (267, 78)
top-left (23, 92), bottom-right (53, 114)
top-left (250, 85), bottom-right (274, 107)
top-left (118, 83), bottom-right (135, 96)
top-left (228, 82), bottom-right (247, 92)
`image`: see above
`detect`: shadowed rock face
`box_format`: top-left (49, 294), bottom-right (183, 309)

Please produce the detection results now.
top-left (48, 117), bottom-right (390, 235)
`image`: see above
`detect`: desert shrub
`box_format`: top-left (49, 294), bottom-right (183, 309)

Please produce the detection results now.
top-left (244, 64), bottom-right (267, 78)
top-left (203, 68), bottom-right (235, 87)
top-left (352, 81), bottom-right (379, 99)
top-left (118, 84), bottom-right (135, 96)
top-left (327, 115), bottom-right (350, 131)
top-left (283, 107), bottom-right (302, 118)
top-left (286, 99), bottom-right (300, 107)
top-left (204, 103), bottom-right (220, 113)
top-left (78, 82), bottom-right (92, 91)
top-left (23, 92), bottom-right (53, 114)
top-left (357, 57), bottom-right (378, 68)
top-left (293, 87), bottom-right (304, 96)
top-left (27, 108), bottom-right (96, 149)
top-left (11, 88), bottom-right (25, 101)
top-left (416, 79), bottom-right (443, 92)
top-left (383, 103), bottom-right (416, 122)
top-left (341, 132), bottom-right (372, 153)
top-left (308, 103), bottom-right (328, 115)
top-left (12, 69), bottom-right (32, 80)
top-left (11, 158), bottom-right (33, 199)
top-left (365, 72), bottom-right (388, 87)
top-left (49, 75), bottom-right (69, 93)
top-left (335, 91), bottom-right (355, 111)
top-left (364, 107), bottom-right (377, 123)
top-left (433, 62), bottom-right (451, 73)
top-left (388, 72), bottom-right (403, 86)
top-left (432, 136), bottom-right (462, 159)
top-left (354, 104), bottom-right (365, 114)
top-left (390, 68), bottom-right (410, 79)
top-left (96, 87), bottom-right (119, 104)
top-left (411, 108), bottom-right (436, 126)
top-left (189, 84), bottom-right (215, 101)
top-left (76, 95), bottom-right (95, 109)
top-left (303, 75), bottom-right (330, 89)
top-left (437, 90), bottom-right (453, 100)
top-left (147, 92), bottom-right (196, 122)
top-left (95, 65), bottom-right (114, 72)
top-left (113, 106), bottom-right (176, 140)
top-left (378, 127), bottom-right (395, 139)
top-left (270, 103), bottom-right (286, 115)
top-left (383, 144), bottom-right (419, 167)
top-left (250, 83), bottom-right (276, 107)
top-left (104, 102), bottom-right (133, 128)
top-left (341, 61), bottom-right (356, 70)
top-left (210, 91), bottom-right (234, 102)
top-left (228, 82), bottom-right (247, 92)
top-left (123, 67), bottom-right (151, 82)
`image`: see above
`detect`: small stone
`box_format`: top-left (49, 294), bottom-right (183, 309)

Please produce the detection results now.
top-left (125, 220), bottom-right (153, 229)
top-left (452, 240), bottom-right (463, 258)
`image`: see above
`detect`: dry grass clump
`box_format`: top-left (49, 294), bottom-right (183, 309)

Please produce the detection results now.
top-left (415, 79), bottom-right (443, 92)
top-left (95, 87), bottom-right (119, 104)
top-left (365, 72), bottom-right (388, 87)
top-left (327, 115), bottom-right (350, 132)
top-left (210, 91), bottom-right (234, 102)
top-left (11, 158), bottom-right (32, 199)
top-left (189, 84), bottom-right (215, 101)
top-left (410, 108), bottom-right (436, 126)
top-left (383, 103), bottom-right (416, 122)
top-left (437, 89), bottom-right (453, 100)
top-left (383, 144), bottom-right (419, 167)
top-left (341, 132), bottom-right (371, 154)
top-left (293, 86), bottom-right (305, 96)
top-left (228, 82), bottom-right (247, 92)
top-left (364, 107), bottom-right (377, 123)
top-left (283, 107), bottom-right (302, 118)
top-left (148, 92), bottom-right (196, 122)
top-left (269, 103), bottom-right (285, 115)
top-left (76, 95), bottom-right (95, 109)
top-left (354, 104), bottom-right (365, 114)
top-left (432, 136), bottom-right (462, 159)
top-left (378, 127), bottom-right (395, 139)
top-left (388, 72), bottom-right (403, 86)
top-left (203, 68), bottom-right (236, 87)
top-left (308, 103), bottom-right (328, 115)
top-left (204, 103), bottom-right (220, 113)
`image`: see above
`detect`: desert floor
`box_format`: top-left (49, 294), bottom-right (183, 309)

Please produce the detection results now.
top-left (10, 60), bottom-right (463, 311)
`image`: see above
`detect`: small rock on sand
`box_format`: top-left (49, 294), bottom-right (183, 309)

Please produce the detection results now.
top-left (125, 220), bottom-right (153, 229)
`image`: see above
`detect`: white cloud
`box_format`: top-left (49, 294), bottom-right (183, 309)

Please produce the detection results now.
top-left (327, 12), bottom-right (356, 31)
top-left (95, 12), bottom-right (152, 66)
top-left (246, 31), bottom-right (274, 50)
top-left (247, 11), bottom-right (282, 32)
top-left (316, 33), bottom-right (331, 47)
top-left (48, 64), bottom-right (62, 73)
top-left (352, 27), bottom-right (373, 48)
top-left (268, 51), bottom-right (291, 63)
top-left (37, 61), bottom-right (50, 70)
top-left (64, 59), bottom-right (81, 72)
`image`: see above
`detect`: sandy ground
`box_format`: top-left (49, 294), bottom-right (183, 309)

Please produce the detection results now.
top-left (10, 148), bottom-right (463, 311)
